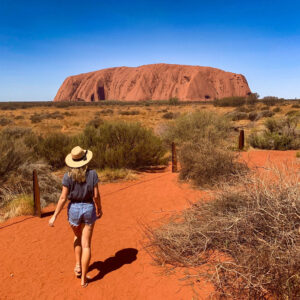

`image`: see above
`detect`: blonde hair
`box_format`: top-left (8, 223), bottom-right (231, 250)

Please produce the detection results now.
top-left (68, 165), bottom-right (88, 183)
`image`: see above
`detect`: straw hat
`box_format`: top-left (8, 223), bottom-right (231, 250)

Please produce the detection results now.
top-left (65, 146), bottom-right (93, 168)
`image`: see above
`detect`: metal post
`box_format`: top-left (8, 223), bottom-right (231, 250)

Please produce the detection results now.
top-left (239, 130), bottom-right (245, 150)
top-left (33, 170), bottom-right (41, 217)
top-left (172, 142), bottom-right (178, 172)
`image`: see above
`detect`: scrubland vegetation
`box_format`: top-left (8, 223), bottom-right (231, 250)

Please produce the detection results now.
top-left (0, 98), bottom-right (299, 298)
top-left (162, 111), bottom-right (248, 186)
top-left (249, 116), bottom-right (300, 150)
top-left (145, 165), bottom-right (299, 299)
top-left (0, 120), bottom-right (168, 221)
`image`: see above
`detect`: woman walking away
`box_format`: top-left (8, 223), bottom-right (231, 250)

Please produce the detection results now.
top-left (48, 146), bottom-right (103, 287)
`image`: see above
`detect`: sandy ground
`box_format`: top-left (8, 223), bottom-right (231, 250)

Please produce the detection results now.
top-left (0, 150), bottom-right (298, 300)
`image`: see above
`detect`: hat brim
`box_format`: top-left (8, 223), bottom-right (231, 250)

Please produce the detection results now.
top-left (65, 150), bottom-right (93, 168)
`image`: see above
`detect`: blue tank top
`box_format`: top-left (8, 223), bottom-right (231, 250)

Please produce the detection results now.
top-left (62, 169), bottom-right (99, 202)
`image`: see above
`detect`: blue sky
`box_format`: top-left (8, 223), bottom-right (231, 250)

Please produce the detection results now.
top-left (1, 0), bottom-right (300, 101)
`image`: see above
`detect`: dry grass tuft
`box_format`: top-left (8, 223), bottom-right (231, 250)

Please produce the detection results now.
top-left (98, 168), bottom-right (139, 183)
top-left (145, 164), bottom-right (300, 299)
top-left (0, 192), bottom-right (34, 221)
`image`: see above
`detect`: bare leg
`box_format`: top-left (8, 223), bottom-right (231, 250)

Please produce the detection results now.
top-left (71, 224), bottom-right (83, 271)
top-left (81, 223), bottom-right (95, 286)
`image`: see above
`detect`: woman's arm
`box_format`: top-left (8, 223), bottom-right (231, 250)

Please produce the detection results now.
top-left (48, 186), bottom-right (69, 227)
top-left (93, 185), bottom-right (103, 218)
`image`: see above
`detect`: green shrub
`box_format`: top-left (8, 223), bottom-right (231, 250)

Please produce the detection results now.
top-left (249, 116), bottom-right (300, 150)
top-left (214, 94), bottom-right (259, 107)
top-left (163, 111), bottom-right (245, 186)
top-left (214, 96), bottom-right (246, 107)
top-left (79, 121), bottom-right (168, 169)
top-left (179, 139), bottom-right (248, 187)
top-left (248, 111), bottom-right (259, 121)
top-left (168, 97), bottom-right (180, 105)
top-left (25, 132), bottom-right (76, 169)
top-left (0, 138), bottom-right (24, 181)
top-left (261, 96), bottom-right (284, 106)
top-left (30, 112), bottom-right (64, 123)
top-left (162, 111), bottom-right (231, 145)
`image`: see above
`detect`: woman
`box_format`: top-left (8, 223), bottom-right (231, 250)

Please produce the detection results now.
top-left (48, 146), bottom-right (103, 288)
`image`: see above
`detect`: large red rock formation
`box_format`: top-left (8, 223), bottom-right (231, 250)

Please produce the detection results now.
top-left (54, 63), bottom-right (251, 102)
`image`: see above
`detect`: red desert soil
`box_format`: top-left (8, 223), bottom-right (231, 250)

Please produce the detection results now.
top-left (0, 150), bottom-right (298, 300)
top-left (54, 63), bottom-right (251, 102)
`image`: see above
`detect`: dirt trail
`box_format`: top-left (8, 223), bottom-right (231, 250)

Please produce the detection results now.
top-left (0, 150), bottom-right (298, 300)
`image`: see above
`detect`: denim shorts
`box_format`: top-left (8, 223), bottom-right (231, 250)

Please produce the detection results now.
top-left (67, 202), bottom-right (98, 226)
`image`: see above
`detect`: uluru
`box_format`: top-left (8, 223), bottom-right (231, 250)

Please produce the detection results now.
top-left (54, 63), bottom-right (251, 102)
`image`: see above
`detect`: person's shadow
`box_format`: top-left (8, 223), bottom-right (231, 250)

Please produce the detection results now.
top-left (88, 248), bottom-right (138, 282)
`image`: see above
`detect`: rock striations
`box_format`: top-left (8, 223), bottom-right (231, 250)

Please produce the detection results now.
top-left (54, 63), bottom-right (251, 102)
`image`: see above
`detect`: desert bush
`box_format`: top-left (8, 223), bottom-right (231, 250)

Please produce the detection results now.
top-left (291, 103), bottom-right (300, 108)
top-left (235, 106), bottom-right (253, 113)
top-left (86, 118), bottom-right (104, 128)
top-left (0, 193), bottom-right (34, 220)
top-left (261, 96), bottom-right (284, 106)
top-left (79, 121), bottom-right (168, 169)
top-left (162, 112), bottom-right (180, 119)
top-left (214, 96), bottom-right (246, 107)
top-left (98, 168), bottom-right (138, 183)
top-left (101, 108), bottom-right (114, 115)
top-left (179, 139), bottom-right (248, 187)
top-left (0, 138), bottom-right (24, 181)
top-left (30, 114), bottom-right (43, 123)
top-left (0, 161), bottom-right (61, 214)
top-left (248, 111), bottom-right (259, 121)
top-left (168, 97), bottom-right (179, 105)
top-left (273, 106), bottom-right (281, 113)
top-left (162, 111), bottom-right (231, 145)
top-left (25, 132), bottom-right (76, 169)
top-left (0, 117), bottom-right (12, 126)
top-left (145, 166), bottom-right (300, 299)
top-left (30, 111), bottom-right (64, 123)
top-left (259, 110), bottom-right (275, 118)
top-left (260, 105), bottom-right (270, 110)
top-left (14, 115), bottom-right (24, 120)
top-left (227, 111), bottom-right (248, 121)
top-left (119, 110), bottom-right (140, 115)
top-left (214, 94), bottom-right (259, 107)
top-left (249, 116), bottom-right (300, 150)
top-left (163, 111), bottom-right (245, 186)
top-left (286, 110), bottom-right (300, 117)
top-left (0, 126), bottom-right (32, 139)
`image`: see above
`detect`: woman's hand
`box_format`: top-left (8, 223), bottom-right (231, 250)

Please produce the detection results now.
top-left (48, 215), bottom-right (56, 227)
top-left (96, 207), bottom-right (103, 218)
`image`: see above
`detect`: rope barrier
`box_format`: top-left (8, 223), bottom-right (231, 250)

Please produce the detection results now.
top-left (0, 171), bottom-right (171, 230)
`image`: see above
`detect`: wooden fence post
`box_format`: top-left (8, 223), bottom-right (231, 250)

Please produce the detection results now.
top-left (172, 142), bottom-right (178, 173)
top-left (239, 130), bottom-right (245, 150)
top-left (33, 170), bottom-right (41, 218)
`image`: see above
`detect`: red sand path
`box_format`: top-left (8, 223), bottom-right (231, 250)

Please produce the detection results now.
top-left (0, 150), bottom-right (298, 300)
